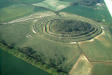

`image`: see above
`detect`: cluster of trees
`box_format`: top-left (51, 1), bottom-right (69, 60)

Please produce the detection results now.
top-left (71, 0), bottom-right (101, 6)
top-left (18, 47), bottom-right (68, 73)
top-left (49, 54), bottom-right (67, 73)
top-left (18, 47), bottom-right (46, 64)
top-left (0, 40), bottom-right (15, 49)
top-left (53, 20), bottom-right (92, 35)
top-left (79, 0), bottom-right (101, 6)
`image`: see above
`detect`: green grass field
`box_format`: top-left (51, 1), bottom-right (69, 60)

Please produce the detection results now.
top-left (79, 31), bottom-right (112, 62)
top-left (0, 4), bottom-right (34, 23)
top-left (60, 2), bottom-right (112, 24)
top-left (0, 12), bottom-right (82, 74)
top-left (0, 0), bottom-right (112, 75)
top-left (91, 63), bottom-right (112, 75)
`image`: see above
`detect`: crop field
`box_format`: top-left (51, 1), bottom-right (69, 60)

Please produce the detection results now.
top-left (91, 63), bottom-right (112, 75)
top-left (0, 0), bottom-right (46, 23)
top-left (32, 0), bottom-right (71, 11)
top-left (69, 54), bottom-right (92, 75)
top-left (0, 4), bottom-right (34, 23)
top-left (0, 0), bottom-right (112, 75)
top-left (60, 2), bottom-right (112, 24)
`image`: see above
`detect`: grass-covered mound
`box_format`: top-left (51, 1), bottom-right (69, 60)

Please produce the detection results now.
top-left (50, 20), bottom-right (91, 34)
top-left (48, 19), bottom-right (99, 37)
top-left (34, 12), bottom-right (102, 43)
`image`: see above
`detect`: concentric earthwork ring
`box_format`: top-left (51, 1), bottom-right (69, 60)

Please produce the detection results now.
top-left (34, 14), bottom-right (102, 43)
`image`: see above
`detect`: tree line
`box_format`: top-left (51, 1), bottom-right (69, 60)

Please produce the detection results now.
top-left (0, 39), bottom-right (68, 74)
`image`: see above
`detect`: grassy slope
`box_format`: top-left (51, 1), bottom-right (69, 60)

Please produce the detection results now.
top-left (0, 20), bottom-right (33, 46)
top-left (0, 17), bottom-right (81, 73)
top-left (21, 33), bottom-right (81, 70)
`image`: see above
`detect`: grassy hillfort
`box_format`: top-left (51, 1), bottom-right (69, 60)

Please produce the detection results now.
top-left (0, 0), bottom-right (112, 75)
top-left (34, 12), bottom-right (102, 43)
